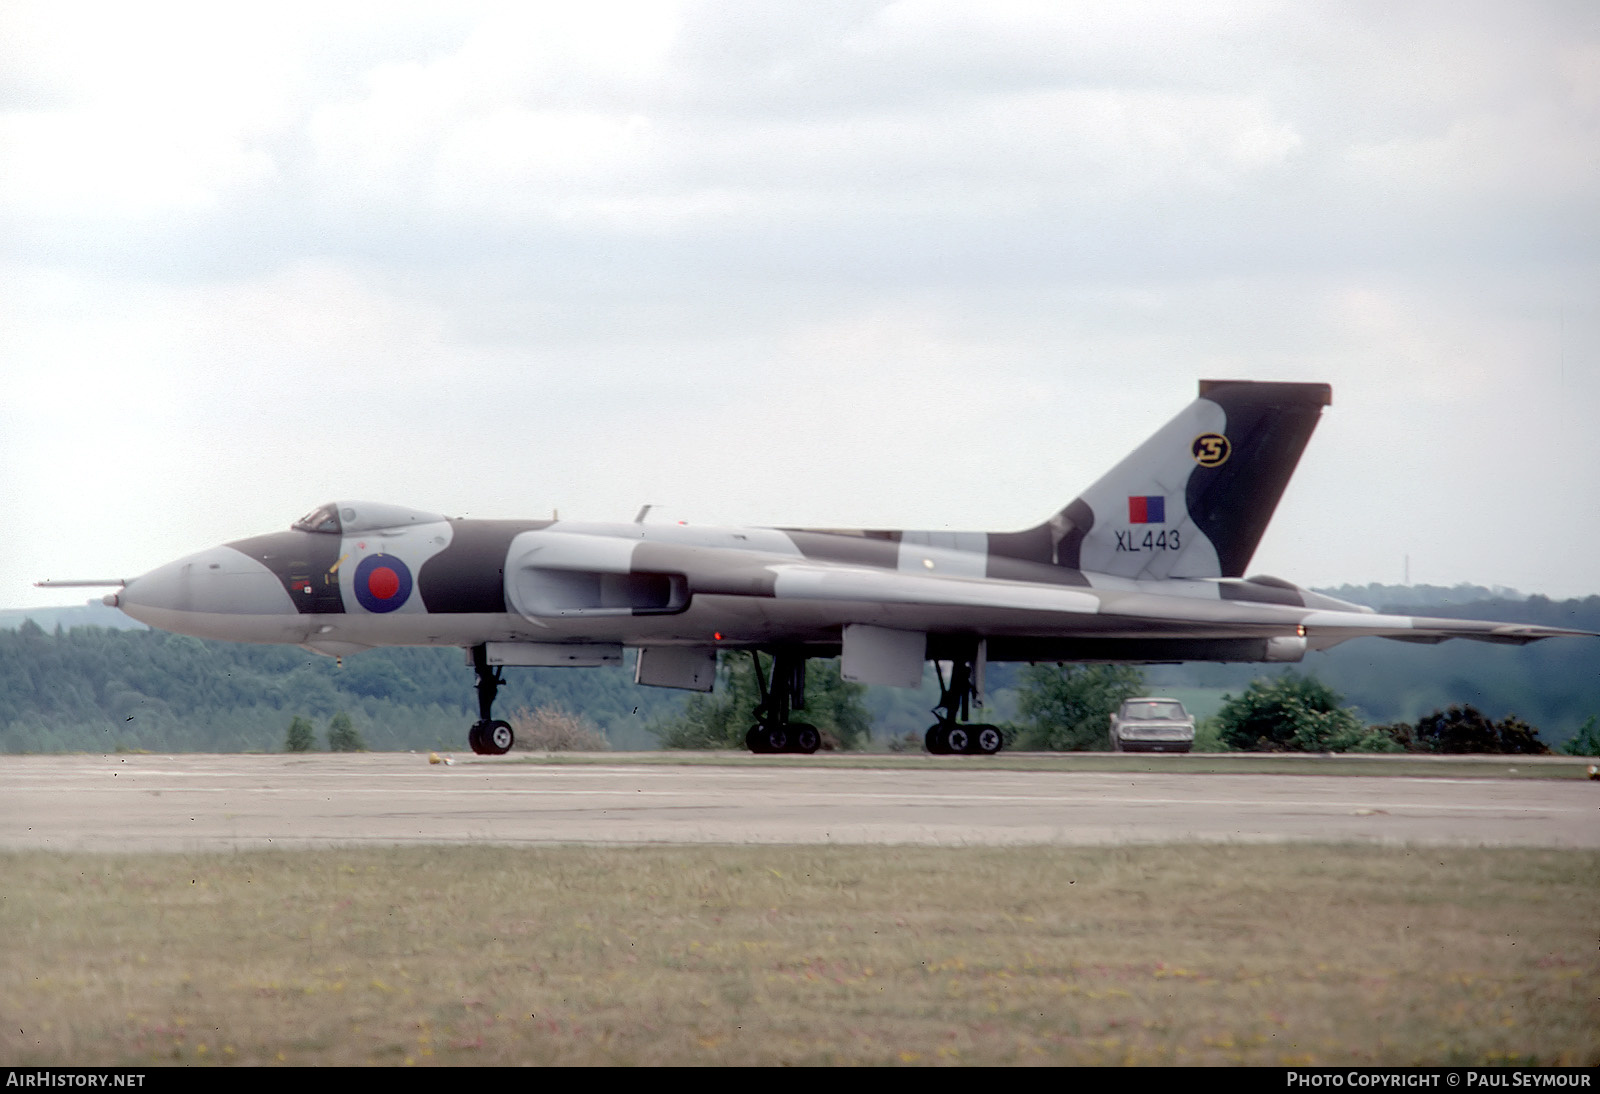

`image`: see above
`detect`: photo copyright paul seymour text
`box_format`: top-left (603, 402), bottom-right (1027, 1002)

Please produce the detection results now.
top-left (1288, 1075), bottom-right (1592, 1088)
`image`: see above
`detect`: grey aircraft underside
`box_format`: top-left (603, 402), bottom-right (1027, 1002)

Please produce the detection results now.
top-left (40, 380), bottom-right (1591, 755)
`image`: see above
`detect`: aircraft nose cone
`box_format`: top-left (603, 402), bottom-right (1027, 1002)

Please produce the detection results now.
top-left (119, 546), bottom-right (296, 634)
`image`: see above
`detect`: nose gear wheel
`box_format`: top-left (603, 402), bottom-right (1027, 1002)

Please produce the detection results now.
top-left (464, 644), bottom-right (514, 755)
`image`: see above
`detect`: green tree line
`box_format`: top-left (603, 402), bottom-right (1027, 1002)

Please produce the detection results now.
top-left (3, 588), bottom-right (1594, 753)
top-left (1143, 594), bottom-right (1600, 742)
top-left (0, 621), bottom-right (684, 753)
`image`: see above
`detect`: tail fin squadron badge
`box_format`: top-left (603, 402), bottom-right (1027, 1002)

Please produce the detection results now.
top-left (1191, 433), bottom-right (1230, 467)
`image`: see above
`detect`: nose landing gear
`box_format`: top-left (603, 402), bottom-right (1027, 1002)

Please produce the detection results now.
top-left (469, 718), bottom-right (515, 755)
top-left (467, 644), bottom-right (515, 756)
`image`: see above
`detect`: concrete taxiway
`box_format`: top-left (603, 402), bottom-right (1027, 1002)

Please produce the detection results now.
top-left (1, 753), bottom-right (1594, 851)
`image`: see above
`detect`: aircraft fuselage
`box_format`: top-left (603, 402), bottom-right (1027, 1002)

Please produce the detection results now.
top-left (113, 510), bottom-right (1354, 665)
top-left (68, 381), bottom-right (1588, 756)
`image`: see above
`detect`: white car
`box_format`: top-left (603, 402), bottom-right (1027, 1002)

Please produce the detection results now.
top-left (1110, 698), bottom-right (1196, 753)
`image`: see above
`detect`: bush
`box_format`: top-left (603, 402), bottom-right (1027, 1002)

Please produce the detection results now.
top-left (284, 715), bottom-right (316, 752)
top-left (326, 711), bottom-right (365, 752)
top-left (1193, 716), bottom-right (1226, 752)
top-left (509, 706), bottom-right (610, 751)
top-left (1216, 674), bottom-right (1399, 752)
top-left (1015, 664), bottom-right (1145, 751)
top-left (1560, 716), bottom-right (1600, 757)
top-left (1411, 705), bottom-right (1548, 754)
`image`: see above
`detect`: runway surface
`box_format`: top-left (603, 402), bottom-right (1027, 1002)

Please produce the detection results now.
top-left (2, 753), bottom-right (1594, 851)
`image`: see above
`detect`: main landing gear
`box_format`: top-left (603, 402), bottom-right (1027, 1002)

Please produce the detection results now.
top-left (467, 644), bottom-right (515, 756)
top-left (925, 647), bottom-right (1003, 755)
top-left (744, 648), bottom-right (821, 754)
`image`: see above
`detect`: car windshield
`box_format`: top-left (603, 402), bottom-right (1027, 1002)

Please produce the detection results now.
top-left (1123, 701), bottom-right (1186, 721)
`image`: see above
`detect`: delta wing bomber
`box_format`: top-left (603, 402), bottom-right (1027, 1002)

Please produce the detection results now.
top-left (41, 381), bottom-right (1593, 756)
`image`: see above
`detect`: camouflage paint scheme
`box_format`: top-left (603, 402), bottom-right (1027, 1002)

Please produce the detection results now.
top-left (102, 381), bottom-right (1585, 676)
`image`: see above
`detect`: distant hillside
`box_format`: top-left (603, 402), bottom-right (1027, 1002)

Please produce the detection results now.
top-left (1314, 583), bottom-right (1529, 611)
top-left (0, 602), bottom-right (147, 632)
top-left (1147, 593), bottom-right (1600, 745)
top-left (0, 624), bottom-right (685, 753)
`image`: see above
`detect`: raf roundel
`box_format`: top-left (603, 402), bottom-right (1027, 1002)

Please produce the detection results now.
top-left (354, 554), bottom-right (413, 613)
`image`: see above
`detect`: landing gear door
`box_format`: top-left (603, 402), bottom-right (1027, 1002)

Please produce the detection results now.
top-left (635, 647), bottom-right (718, 691)
top-left (841, 625), bottom-right (927, 689)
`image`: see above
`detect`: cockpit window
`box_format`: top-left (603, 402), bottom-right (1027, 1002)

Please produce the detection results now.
top-left (292, 504), bottom-right (342, 535)
top-left (291, 500), bottom-right (446, 535)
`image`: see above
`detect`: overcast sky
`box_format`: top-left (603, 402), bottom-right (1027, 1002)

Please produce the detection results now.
top-left (3, 0), bottom-right (1597, 611)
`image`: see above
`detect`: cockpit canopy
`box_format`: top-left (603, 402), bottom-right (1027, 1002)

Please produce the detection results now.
top-left (292, 501), bottom-right (447, 535)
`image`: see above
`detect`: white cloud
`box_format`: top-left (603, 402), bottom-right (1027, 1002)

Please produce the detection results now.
top-left (2, 0), bottom-right (1597, 607)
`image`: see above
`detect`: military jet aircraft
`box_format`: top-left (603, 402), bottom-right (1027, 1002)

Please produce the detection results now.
top-left (40, 380), bottom-right (1590, 755)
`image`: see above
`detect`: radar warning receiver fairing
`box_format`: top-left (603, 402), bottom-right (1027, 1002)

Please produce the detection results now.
top-left (40, 381), bottom-right (1592, 755)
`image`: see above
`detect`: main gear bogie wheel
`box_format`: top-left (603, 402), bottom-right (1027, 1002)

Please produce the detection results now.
top-left (791, 723), bottom-right (821, 754)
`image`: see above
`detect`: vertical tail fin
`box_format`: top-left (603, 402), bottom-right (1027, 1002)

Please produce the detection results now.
top-left (1015, 381), bottom-right (1332, 580)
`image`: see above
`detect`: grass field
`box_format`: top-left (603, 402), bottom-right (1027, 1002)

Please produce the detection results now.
top-left (3, 844), bottom-right (1595, 1066)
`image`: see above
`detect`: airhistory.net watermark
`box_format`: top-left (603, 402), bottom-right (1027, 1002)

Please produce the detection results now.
top-left (6, 1075), bottom-right (145, 1088)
